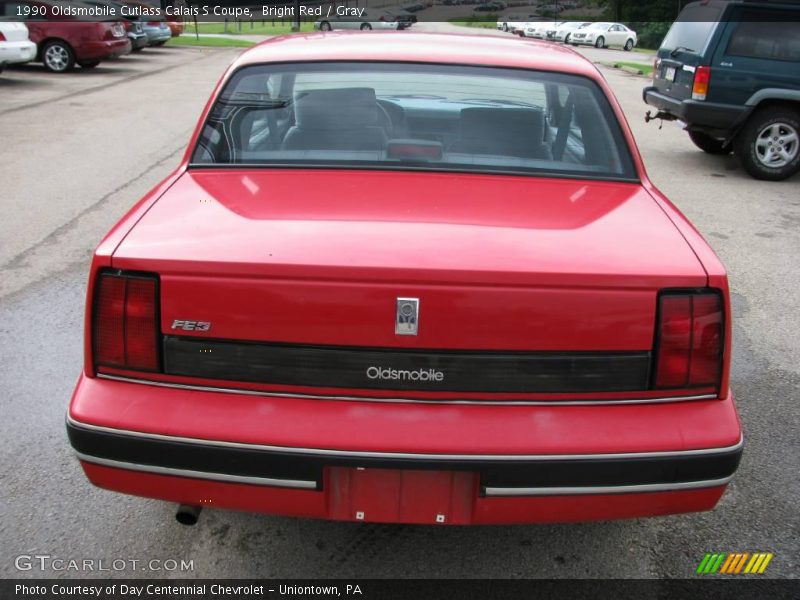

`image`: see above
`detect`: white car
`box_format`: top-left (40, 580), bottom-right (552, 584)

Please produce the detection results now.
top-left (497, 13), bottom-right (541, 34)
top-left (0, 20), bottom-right (36, 73)
top-left (315, 11), bottom-right (400, 31)
top-left (552, 21), bottom-right (592, 43)
top-left (522, 21), bottom-right (556, 39)
top-left (569, 22), bottom-right (637, 50)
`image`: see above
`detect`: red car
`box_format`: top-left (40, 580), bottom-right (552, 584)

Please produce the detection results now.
top-left (166, 14), bottom-right (184, 37)
top-left (2, 0), bottom-right (131, 72)
top-left (67, 33), bottom-right (743, 526)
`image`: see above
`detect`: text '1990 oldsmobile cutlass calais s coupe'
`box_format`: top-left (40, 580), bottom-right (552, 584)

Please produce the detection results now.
top-left (67, 32), bottom-right (743, 526)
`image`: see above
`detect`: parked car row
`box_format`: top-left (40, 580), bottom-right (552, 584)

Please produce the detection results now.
top-left (497, 17), bottom-right (637, 51)
top-left (0, 0), bottom-right (183, 74)
top-left (445, 0), bottom-right (504, 5)
top-left (315, 8), bottom-right (419, 32)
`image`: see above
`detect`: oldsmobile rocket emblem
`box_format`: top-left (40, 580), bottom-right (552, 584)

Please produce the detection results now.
top-left (395, 298), bottom-right (419, 336)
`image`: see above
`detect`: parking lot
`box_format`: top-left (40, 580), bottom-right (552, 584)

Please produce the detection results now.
top-left (1, 33), bottom-right (798, 579)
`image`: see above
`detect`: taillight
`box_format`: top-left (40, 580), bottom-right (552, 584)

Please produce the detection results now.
top-left (93, 271), bottom-right (160, 372)
top-left (653, 291), bottom-right (723, 390)
top-left (0, 32), bottom-right (6, 42)
top-left (692, 66), bottom-right (711, 101)
top-left (653, 58), bottom-right (660, 84)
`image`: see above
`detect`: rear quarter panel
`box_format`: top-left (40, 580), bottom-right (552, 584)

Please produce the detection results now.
top-left (643, 181), bottom-right (731, 397)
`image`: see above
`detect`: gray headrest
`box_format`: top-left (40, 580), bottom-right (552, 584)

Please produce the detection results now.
top-left (294, 88), bottom-right (379, 130)
top-left (460, 107), bottom-right (544, 143)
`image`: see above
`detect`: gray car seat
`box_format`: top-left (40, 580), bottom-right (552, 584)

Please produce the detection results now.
top-left (449, 107), bottom-right (550, 159)
top-left (282, 88), bottom-right (388, 152)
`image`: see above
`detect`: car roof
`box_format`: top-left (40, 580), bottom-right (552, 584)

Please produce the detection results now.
top-left (234, 32), bottom-right (599, 78)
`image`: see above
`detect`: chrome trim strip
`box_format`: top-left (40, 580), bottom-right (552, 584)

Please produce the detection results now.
top-left (484, 476), bottom-right (733, 497)
top-left (68, 415), bottom-right (744, 462)
top-left (95, 374), bottom-right (718, 407)
top-left (75, 452), bottom-right (317, 490)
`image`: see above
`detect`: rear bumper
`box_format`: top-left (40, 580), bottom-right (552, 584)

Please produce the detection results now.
top-left (144, 29), bottom-right (172, 44)
top-left (76, 39), bottom-right (131, 61)
top-left (68, 374), bottom-right (742, 524)
top-left (0, 40), bottom-right (37, 65)
top-left (643, 87), bottom-right (748, 132)
top-left (128, 32), bottom-right (148, 50)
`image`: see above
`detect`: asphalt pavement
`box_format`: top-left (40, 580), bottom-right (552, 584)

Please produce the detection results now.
top-left (0, 32), bottom-right (797, 579)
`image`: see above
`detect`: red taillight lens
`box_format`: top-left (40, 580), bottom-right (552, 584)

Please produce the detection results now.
top-left (654, 291), bottom-right (723, 390)
top-left (93, 272), bottom-right (159, 372)
top-left (94, 275), bottom-right (126, 366)
top-left (689, 293), bottom-right (724, 385)
top-left (692, 66), bottom-right (711, 101)
top-left (0, 32), bottom-right (6, 42)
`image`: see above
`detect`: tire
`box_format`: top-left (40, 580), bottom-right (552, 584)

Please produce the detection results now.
top-left (624, 38), bottom-right (634, 51)
top-left (79, 61), bottom-right (100, 69)
top-left (360, 23), bottom-right (372, 30)
top-left (42, 40), bottom-right (75, 73)
top-left (564, 33), bottom-right (570, 44)
top-left (153, 41), bottom-right (167, 46)
top-left (688, 130), bottom-right (730, 155)
top-left (594, 36), bottom-right (604, 48)
top-left (319, 21), bottom-right (331, 31)
top-left (132, 47), bottom-right (143, 53)
top-left (734, 107), bottom-right (800, 181)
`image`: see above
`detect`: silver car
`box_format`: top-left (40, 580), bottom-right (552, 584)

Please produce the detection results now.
top-left (141, 18), bottom-right (172, 46)
top-left (315, 10), bottom-right (400, 31)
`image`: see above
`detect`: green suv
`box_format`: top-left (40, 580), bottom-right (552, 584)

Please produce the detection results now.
top-left (643, 0), bottom-right (800, 181)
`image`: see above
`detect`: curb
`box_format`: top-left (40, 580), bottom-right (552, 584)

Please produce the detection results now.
top-left (612, 63), bottom-right (645, 76)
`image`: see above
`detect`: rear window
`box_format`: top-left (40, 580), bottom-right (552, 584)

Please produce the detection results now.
top-left (660, 4), bottom-right (723, 54)
top-left (191, 62), bottom-right (637, 181)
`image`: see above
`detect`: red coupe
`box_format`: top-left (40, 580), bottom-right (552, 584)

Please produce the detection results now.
top-left (67, 33), bottom-right (743, 526)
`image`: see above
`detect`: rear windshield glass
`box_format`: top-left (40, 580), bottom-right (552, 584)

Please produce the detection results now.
top-left (191, 62), bottom-right (637, 181)
top-left (660, 4), bottom-right (723, 53)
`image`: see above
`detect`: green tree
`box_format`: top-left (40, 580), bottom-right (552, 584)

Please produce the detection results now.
top-left (594, 0), bottom-right (688, 49)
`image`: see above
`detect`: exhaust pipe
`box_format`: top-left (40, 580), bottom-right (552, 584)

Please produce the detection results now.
top-left (175, 504), bottom-right (201, 526)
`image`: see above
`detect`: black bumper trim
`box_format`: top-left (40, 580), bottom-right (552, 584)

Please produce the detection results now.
top-left (163, 335), bottom-right (651, 394)
top-left (67, 419), bottom-right (743, 494)
top-left (643, 87), bottom-right (748, 131)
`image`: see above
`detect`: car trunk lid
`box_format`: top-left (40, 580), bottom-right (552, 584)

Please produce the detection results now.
top-left (110, 170), bottom-right (706, 360)
top-left (0, 21), bottom-right (30, 42)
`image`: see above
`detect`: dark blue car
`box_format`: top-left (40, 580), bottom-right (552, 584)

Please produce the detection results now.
top-left (644, 0), bottom-right (800, 181)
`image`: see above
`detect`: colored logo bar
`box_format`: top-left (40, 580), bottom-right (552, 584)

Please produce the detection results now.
top-left (697, 553), bottom-right (773, 574)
